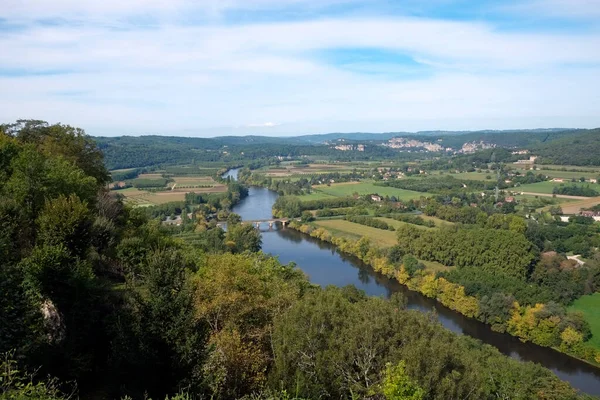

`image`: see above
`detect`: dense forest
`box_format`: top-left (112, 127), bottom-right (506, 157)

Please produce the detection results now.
top-left (3, 121), bottom-right (598, 398)
top-left (94, 127), bottom-right (600, 171)
top-left (533, 129), bottom-right (600, 166)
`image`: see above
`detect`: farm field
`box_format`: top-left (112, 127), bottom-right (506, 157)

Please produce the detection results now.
top-left (515, 181), bottom-right (598, 195)
top-left (311, 181), bottom-right (428, 200)
top-left (314, 219), bottom-right (398, 248)
top-left (259, 163), bottom-right (359, 177)
top-left (516, 168), bottom-right (600, 180)
top-left (561, 197), bottom-right (600, 214)
top-left (569, 293), bottom-right (600, 350)
top-left (114, 174), bottom-right (227, 206)
top-left (172, 176), bottom-right (217, 186)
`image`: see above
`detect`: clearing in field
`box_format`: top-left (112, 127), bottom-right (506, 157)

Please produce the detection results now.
top-left (569, 293), bottom-right (600, 350)
top-left (314, 219), bottom-right (398, 248)
top-left (312, 181), bottom-right (427, 201)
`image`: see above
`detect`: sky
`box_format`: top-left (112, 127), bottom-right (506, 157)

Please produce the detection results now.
top-left (1, 0), bottom-right (600, 137)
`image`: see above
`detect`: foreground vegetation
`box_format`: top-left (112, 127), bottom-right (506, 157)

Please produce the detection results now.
top-left (2, 120), bottom-right (600, 399)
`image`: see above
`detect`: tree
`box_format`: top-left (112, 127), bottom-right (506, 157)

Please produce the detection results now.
top-left (2, 119), bottom-right (110, 185)
top-left (109, 249), bottom-right (208, 397)
top-left (227, 212), bottom-right (242, 226)
top-left (301, 210), bottom-right (314, 223)
top-left (382, 361), bottom-right (425, 400)
top-left (37, 194), bottom-right (92, 258)
top-left (225, 224), bottom-right (262, 253)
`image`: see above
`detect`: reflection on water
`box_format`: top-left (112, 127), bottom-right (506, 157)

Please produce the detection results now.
top-left (228, 170), bottom-right (600, 396)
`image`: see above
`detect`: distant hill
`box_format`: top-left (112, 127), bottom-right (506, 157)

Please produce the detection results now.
top-left (94, 127), bottom-right (600, 170)
top-left (532, 129), bottom-right (600, 166)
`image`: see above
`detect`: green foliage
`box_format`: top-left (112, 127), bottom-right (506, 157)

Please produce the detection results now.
top-left (109, 249), bottom-right (209, 398)
top-left (271, 287), bottom-right (584, 400)
top-left (3, 119), bottom-right (109, 185)
top-left (396, 225), bottom-right (536, 279)
top-left (552, 184), bottom-right (599, 197)
top-left (225, 224), bottom-right (262, 253)
top-left (0, 353), bottom-right (72, 400)
top-left (36, 195), bottom-right (92, 258)
top-left (300, 210), bottom-right (314, 223)
top-left (379, 176), bottom-right (488, 193)
top-left (381, 361), bottom-right (425, 400)
top-left (534, 128), bottom-right (600, 166)
top-left (344, 215), bottom-right (395, 231)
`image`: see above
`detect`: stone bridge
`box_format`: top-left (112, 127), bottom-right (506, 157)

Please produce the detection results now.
top-left (216, 218), bottom-right (300, 228)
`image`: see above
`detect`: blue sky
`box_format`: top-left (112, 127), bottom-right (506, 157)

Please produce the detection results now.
top-left (1, 0), bottom-right (599, 136)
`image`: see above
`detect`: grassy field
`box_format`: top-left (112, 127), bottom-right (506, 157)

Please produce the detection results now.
top-left (314, 219), bottom-right (398, 248)
top-left (300, 191), bottom-right (339, 201)
top-left (513, 193), bottom-right (575, 203)
top-left (311, 181), bottom-right (427, 201)
top-left (515, 181), bottom-right (597, 195)
top-left (569, 293), bottom-right (600, 350)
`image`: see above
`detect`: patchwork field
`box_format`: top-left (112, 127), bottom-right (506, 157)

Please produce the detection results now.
top-left (113, 174), bottom-right (227, 206)
top-left (311, 181), bottom-right (428, 201)
top-left (569, 293), bottom-right (600, 350)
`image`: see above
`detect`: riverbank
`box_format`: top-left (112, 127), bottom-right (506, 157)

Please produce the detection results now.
top-left (287, 221), bottom-right (600, 368)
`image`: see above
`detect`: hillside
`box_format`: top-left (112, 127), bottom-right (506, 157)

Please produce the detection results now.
top-left (533, 129), bottom-right (600, 166)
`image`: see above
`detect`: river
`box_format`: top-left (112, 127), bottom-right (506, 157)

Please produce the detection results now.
top-left (224, 168), bottom-right (600, 396)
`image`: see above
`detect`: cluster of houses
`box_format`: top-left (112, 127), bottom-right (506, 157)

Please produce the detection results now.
top-left (580, 211), bottom-right (600, 221)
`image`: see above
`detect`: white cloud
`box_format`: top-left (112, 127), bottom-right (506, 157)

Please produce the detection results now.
top-left (0, 2), bottom-right (599, 135)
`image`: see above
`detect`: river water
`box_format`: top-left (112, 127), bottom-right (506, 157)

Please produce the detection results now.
top-left (224, 169), bottom-right (600, 396)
